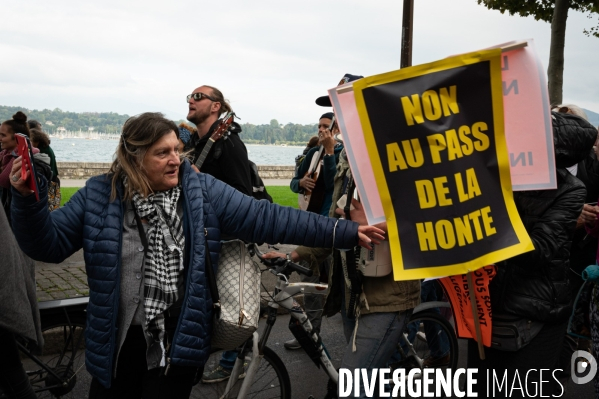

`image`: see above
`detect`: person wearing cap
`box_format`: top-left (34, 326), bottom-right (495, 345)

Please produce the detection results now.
top-left (280, 112), bottom-right (342, 351)
top-left (266, 73), bottom-right (420, 397)
top-left (290, 112), bottom-right (342, 216)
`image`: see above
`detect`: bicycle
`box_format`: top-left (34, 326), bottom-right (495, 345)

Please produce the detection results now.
top-left (191, 244), bottom-right (458, 398)
top-left (0, 297), bottom-right (88, 399)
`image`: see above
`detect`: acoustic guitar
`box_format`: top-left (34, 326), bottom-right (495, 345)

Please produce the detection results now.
top-left (301, 147), bottom-right (326, 213)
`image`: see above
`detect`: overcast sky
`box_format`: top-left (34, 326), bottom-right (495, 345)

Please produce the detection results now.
top-left (1, 0), bottom-right (597, 125)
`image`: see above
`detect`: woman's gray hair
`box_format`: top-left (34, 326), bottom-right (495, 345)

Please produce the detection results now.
top-left (109, 112), bottom-right (179, 201)
top-left (554, 104), bottom-right (588, 121)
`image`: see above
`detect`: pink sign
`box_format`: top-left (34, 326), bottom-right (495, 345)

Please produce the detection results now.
top-left (497, 40), bottom-right (556, 190)
top-left (329, 84), bottom-right (386, 224)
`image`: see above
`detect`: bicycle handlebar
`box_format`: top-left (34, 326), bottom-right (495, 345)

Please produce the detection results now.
top-left (286, 261), bottom-right (313, 277)
top-left (250, 244), bottom-right (313, 277)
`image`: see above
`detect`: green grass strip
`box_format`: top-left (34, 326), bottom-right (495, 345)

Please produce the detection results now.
top-left (60, 186), bottom-right (298, 209)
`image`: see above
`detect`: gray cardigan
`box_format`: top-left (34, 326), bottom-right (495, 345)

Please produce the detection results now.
top-left (0, 208), bottom-right (43, 351)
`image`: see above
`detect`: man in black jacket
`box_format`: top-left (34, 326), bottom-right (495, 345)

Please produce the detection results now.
top-left (554, 105), bottom-right (599, 385)
top-left (468, 111), bottom-right (598, 395)
top-left (185, 85), bottom-right (254, 383)
top-left (185, 85), bottom-right (252, 196)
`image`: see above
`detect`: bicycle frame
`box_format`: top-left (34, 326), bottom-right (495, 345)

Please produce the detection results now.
top-left (21, 298), bottom-right (87, 396)
top-left (223, 272), bottom-right (338, 399)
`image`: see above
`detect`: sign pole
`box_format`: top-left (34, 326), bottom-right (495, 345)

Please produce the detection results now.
top-left (467, 271), bottom-right (486, 360)
top-left (400, 0), bottom-right (414, 68)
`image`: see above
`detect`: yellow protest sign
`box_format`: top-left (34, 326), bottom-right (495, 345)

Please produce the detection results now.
top-left (352, 49), bottom-right (533, 280)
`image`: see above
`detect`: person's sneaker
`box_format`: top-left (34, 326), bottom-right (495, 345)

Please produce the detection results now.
top-left (422, 353), bottom-right (451, 367)
top-left (284, 338), bottom-right (302, 350)
top-left (201, 365), bottom-right (247, 384)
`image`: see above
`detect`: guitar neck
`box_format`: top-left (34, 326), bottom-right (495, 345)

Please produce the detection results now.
top-left (194, 138), bottom-right (216, 170)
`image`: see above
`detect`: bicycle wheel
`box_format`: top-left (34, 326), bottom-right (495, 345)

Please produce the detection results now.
top-left (397, 310), bottom-right (458, 372)
top-left (25, 311), bottom-right (87, 398)
top-left (191, 345), bottom-right (291, 399)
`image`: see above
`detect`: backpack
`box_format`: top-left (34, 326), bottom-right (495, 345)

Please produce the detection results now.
top-left (248, 160), bottom-right (272, 203)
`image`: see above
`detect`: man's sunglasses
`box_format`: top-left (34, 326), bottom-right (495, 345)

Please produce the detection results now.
top-left (186, 92), bottom-right (216, 103)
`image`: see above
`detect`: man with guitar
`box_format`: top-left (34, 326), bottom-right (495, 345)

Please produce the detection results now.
top-left (184, 85), bottom-right (252, 196)
top-left (185, 85), bottom-right (254, 383)
top-left (290, 112), bottom-right (341, 216)
top-left (281, 112), bottom-right (343, 350)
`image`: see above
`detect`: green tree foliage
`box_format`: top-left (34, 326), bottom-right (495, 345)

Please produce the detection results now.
top-left (477, 1), bottom-right (598, 35)
top-left (240, 122), bottom-right (318, 145)
top-left (0, 105), bottom-right (129, 135)
top-left (477, 0), bottom-right (599, 104)
top-left (0, 105), bottom-right (319, 144)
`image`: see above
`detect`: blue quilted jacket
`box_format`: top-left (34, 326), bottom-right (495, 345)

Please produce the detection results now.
top-left (11, 160), bottom-right (359, 388)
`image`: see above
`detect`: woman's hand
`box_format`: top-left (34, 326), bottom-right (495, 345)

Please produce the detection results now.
top-left (336, 199), bottom-right (387, 249)
top-left (357, 225), bottom-right (385, 250)
top-left (9, 156), bottom-right (34, 197)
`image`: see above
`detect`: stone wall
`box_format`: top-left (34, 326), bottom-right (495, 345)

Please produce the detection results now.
top-left (57, 162), bottom-right (295, 180)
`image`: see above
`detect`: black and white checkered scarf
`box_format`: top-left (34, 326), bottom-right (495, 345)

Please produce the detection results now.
top-left (131, 185), bottom-right (184, 365)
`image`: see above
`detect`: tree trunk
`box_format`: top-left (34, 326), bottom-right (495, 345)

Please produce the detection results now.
top-left (547, 0), bottom-right (570, 106)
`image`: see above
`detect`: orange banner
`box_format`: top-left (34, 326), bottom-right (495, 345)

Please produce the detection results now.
top-left (439, 265), bottom-right (496, 347)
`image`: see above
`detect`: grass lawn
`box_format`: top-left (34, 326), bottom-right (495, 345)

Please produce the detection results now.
top-left (60, 186), bottom-right (298, 209)
top-left (60, 187), bottom-right (81, 207)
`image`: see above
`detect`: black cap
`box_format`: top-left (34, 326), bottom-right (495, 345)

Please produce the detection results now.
top-left (315, 73), bottom-right (364, 107)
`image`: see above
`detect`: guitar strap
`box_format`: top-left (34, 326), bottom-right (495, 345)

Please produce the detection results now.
top-left (342, 179), bottom-right (363, 320)
top-left (306, 146), bottom-right (324, 176)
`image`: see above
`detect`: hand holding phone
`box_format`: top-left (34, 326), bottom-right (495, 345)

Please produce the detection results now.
top-left (328, 116), bottom-right (336, 131)
top-left (14, 133), bottom-right (39, 200)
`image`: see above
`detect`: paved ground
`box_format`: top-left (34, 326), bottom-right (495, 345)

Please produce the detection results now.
top-left (34, 243), bottom-right (299, 303)
top-left (33, 248), bottom-right (595, 398)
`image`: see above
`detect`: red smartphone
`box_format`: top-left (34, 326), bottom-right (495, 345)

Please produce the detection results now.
top-left (14, 133), bottom-right (39, 201)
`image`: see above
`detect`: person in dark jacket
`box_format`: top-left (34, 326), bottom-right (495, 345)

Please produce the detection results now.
top-left (291, 112), bottom-right (342, 216)
top-left (552, 104), bottom-right (599, 384)
top-left (284, 112), bottom-right (342, 350)
top-left (8, 112), bottom-right (384, 398)
top-left (467, 111), bottom-right (598, 396)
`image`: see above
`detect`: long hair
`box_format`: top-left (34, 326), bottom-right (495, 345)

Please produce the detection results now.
top-left (109, 112), bottom-right (179, 201)
top-left (29, 128), bottom-right (50, 148)
top-left (2, 111), bottom-right (31, 138)
top-left (204, 85), bottom-right (233, 116)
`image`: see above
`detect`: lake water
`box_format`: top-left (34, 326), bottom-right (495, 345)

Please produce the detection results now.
top-left (50, 138), bottom-right (303, 165)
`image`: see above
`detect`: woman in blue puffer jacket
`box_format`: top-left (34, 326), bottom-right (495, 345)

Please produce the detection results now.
top-left (7, 112), bottom-right (384, 398)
